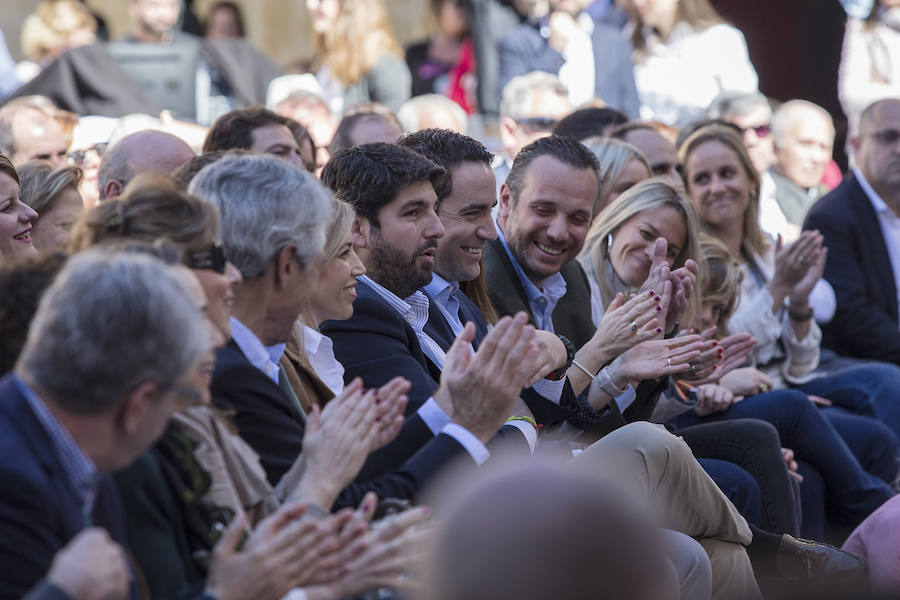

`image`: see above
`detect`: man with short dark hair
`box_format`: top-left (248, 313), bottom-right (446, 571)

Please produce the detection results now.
top-left (328, 109), bottom-right (403, 157)
top-left (804, 98), bottom-right (900, 365)
top-left (203, 106), bottom-right (314, 172)
top-left (610, 121), bottom-right (683, 187)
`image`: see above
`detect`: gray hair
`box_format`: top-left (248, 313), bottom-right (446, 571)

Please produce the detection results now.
top-left (705, 91), bottom-right (771, 122)
top-left (397, 94), bottom-right (468, 133)
top-left (188, 153), bottom-right (333, 279)
top-left (16, 250), bottom-right (207, 415)
top-left (771, 99), bottom-right (835, 147)
top-left (500, 72), bottom-right (569, 121)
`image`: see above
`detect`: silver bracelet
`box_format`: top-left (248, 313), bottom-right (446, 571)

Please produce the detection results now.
top-left (572, 359), bottom-right (597, 380)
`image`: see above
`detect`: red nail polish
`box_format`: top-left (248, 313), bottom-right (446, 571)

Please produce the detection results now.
top-left (656, 328), bottom-right (662, 333)
top-left (649, 290), bottom-right (655, 296)
top-left (712, 341), bottom-right (718, 346)
top-left (375, 416), bottom-right (381, 422)
top-left (656, 306), bottom-right (662, 312)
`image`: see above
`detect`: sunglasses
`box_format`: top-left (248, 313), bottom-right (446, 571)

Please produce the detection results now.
top-left (68, 142), bottom-right (108, 166)
top-left (185, 240), bottom-right (227, 274)
top-left (743, 124), bottom-right (771, 138)
top-left (516, 116), bottom-right (559, 133)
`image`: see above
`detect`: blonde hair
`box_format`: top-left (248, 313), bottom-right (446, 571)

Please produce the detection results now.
top-left (17, 161), bottom-right (83, 214)
top-left (318, 198), bottom-right (356, 266)
top-left (580, 178), bottom-right (704, 323)
top-left (21, 0), bottom-right (97, 63)
top-left (314, 0), bottom-right (403, 86)
top-left (697, 234), bottom-right (743, 339)
top-left (678, 123), bottom-right (770, 257)
top-left (582, 136), bottom-right (651, 214)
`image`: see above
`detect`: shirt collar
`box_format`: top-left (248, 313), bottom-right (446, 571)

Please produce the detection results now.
top-left (302, 323), bottom-right (327, 357)
top-left (856, 167), bottom-right (894, 216)
top-left (230, 317), bottom-right (286, 374)
top-left (359, 274), bottom-right (432, 333)
top-left (423, 273), bottom-right (458, 307)
top-left (14, 376), bottom-right (100, 511)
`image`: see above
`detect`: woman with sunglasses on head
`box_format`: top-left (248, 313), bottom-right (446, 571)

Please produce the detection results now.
top-left (69, 175), bottom-right (423, 600)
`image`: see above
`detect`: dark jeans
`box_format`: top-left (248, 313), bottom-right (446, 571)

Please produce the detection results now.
top-left (670, 388), bottom-right (894, 540)
top-left (679, 419), bottom-right (800, 536)
top-left (697, 457), bottom-right (762, 529)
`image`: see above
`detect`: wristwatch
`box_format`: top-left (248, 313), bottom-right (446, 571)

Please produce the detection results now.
top-left (546, 335), bottom-right (575, 381)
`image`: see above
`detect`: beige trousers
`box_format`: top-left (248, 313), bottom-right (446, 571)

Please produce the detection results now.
top-left (572, 421), bottom-right (761, 600)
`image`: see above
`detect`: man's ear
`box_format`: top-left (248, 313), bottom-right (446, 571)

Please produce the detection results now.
top-left (116, 380), bottom-right (158, 436)
top-left (849, 135), bottom-right (862, 155)
top-left (499, 117), bottom-right (518, 154)
top-left (274, 244), bottom-right (300, 289)
top-left (352, 215), bottom-right (370, 249)
top-left (497, 183), bottom-right (513, 224)
top-left (103, 180), bottom-right (123, 201)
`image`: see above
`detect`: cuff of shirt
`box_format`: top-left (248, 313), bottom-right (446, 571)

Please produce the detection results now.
top-left (417, 397), bottom-right (451, 435)
top-left (810, 278), bottom-right (837, 325)
top-left (531, 377), bottom-right (565, 404)
top-left (282, 589), bottom-right (309, 600)
top-left (442, 423), bottom-right (490, 465)
top-left (504, 418), bottom-right (538, 453)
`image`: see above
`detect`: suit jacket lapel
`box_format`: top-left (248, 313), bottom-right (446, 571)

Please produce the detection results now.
top-left (849, 176), bottom-right (899, 322)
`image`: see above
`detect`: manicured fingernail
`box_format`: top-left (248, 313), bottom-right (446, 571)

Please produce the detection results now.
top-left (712, 341), bottom-right (718, 346)
top-left (649, 290), bottom-right (655, 296)
top-left (656, 306), bottom-right (662, 312)
top-left (655, 296), bottom-right (661, 302)
top-left (656, 328), bottom-right (662, 333)
top-left (363, 500), bottom-right (372, 512)
top-left (375, 416), bottom-right (381, 422)
top-left (712, 365), bottom-right (717, 370)
top-left (375, 396), bottom-right (381, 404)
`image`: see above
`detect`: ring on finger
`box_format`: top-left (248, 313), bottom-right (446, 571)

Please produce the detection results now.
top-left (666, 357), bottom-right (672, 367)
top-left (688, 362), bottom-right (696, 373)
top-left (630, 320), bottom-right (638, 332)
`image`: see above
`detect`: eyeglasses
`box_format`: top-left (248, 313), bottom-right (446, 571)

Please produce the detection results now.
top-left (515, 116), bottom-right (559, 133)
top-left (743, 124), bottom-right (771, 138)
top-left (68, 142), bottom-right (108, 166)
top-left (185, 240), bottom-right (227, 274)
top-left (864, 129), bottom-right (900, 146)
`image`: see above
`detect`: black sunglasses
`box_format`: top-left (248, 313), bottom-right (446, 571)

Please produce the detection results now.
top-left (185, 240), bottom-right (227, 274)
top-left (68, 142), bottom-right (109, 166)
top-left (516, 116), bottom-right (559, 133)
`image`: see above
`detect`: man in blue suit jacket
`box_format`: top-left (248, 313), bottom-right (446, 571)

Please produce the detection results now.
top-left (803, 98), bottom-right (900, 365)
top-left (0, 250), bottom-right (210, 599)
top-left (497, 0), bottom-right (640, 118)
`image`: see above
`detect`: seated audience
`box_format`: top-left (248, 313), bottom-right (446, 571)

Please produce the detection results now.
top-left (306, 0), bottom-right (411, 114)
top-left (397, 94), bottom-right (469, 134)
top-left (804, 98), bottom-right (900, 366)
top-left (497, 0), bottom-right (640, 116)
top-left (67, 115), bottom-right (116, 208)
top-left (203, 106), bottom-right (315, 172)
top-left (405, 0), bottom-right (477, 113)
top-left (273, 88), bottom-right (337, 174)
top-left (97, 129), bottom-right (195, 200)
top-left (0, 104), bottom-right (68, 168)
top-left (17, 161), bottom-right (84, 252)
top-left (0, 154), bottom-right (39, 260)
top-left (621, 0), bottom-right (758, 126)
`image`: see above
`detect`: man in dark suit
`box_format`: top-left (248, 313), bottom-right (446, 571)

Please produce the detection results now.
top-left (0, 250), bottom-right (210, 598)
top-left (497, 0), bottom-right (640, 118)
top-left (804, 98), bottom-right (900, 365)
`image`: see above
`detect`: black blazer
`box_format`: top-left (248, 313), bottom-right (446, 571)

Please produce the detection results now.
top-left (803, 174), bottom-right (900, 364)
top-left (497, 19), bottom-right (640, 118)
top-left (210, 341), bottom-right (468, 510)
top-left (0, 375), bottom-right (132, 599)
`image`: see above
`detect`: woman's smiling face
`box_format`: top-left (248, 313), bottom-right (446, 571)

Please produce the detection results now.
top-left (609, 205), bottom-right (686, 287)
top-left (0, 173), bottom-right (38, 259)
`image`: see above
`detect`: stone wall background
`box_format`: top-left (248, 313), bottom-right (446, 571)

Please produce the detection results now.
top-left (3, 0), bottom-right (431, 68)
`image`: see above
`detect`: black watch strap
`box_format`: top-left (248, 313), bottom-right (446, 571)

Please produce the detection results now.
top-left (547, 335), bottom-right (575, 380)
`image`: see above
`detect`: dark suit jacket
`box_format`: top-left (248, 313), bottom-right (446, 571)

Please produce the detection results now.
top-left (210, 340), bottom-right (467, 510)
top-left (483, 238), bottom-right (668, 433)
top-left (803, 174), bottom-right (900, 364)
top-left (497, 19), bottom-right (640, 118)
top-left (0, 375), bottom-right (130, 600)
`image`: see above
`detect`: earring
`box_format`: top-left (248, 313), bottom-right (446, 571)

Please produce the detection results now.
top-left (607, 232), bottom-right (613, 249)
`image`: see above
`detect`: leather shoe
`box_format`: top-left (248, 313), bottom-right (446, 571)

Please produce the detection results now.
top-left (775, 534), bottom-right (868, 582)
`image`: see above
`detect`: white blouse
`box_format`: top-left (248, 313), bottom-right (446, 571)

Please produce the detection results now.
top-left (633, 22), bottom-right (758, 126)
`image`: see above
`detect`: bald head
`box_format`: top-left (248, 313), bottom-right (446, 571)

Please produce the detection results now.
top-left (854, 99), bottom-right (900, 200)
top-left (427, 461), bottom-right (669, 600)
top-left (771, 100), bottom-right (834, 189)
top-left (0, 105), bottom-right (68, 168)
top-left (98, 130), bottom-right (195, 200)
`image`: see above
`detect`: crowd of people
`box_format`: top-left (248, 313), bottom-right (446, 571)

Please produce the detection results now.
top-left (2, 0), bottom-right (900, 599)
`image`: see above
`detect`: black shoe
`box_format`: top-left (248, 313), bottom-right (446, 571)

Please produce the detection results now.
top-left (775, 534), bottom-right (869, 582)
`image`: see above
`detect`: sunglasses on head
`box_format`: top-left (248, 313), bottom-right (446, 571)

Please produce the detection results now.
top-left (68, 142), bottom-right (109, 166)
top-left (185, 240), bottom-right (227, 274)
